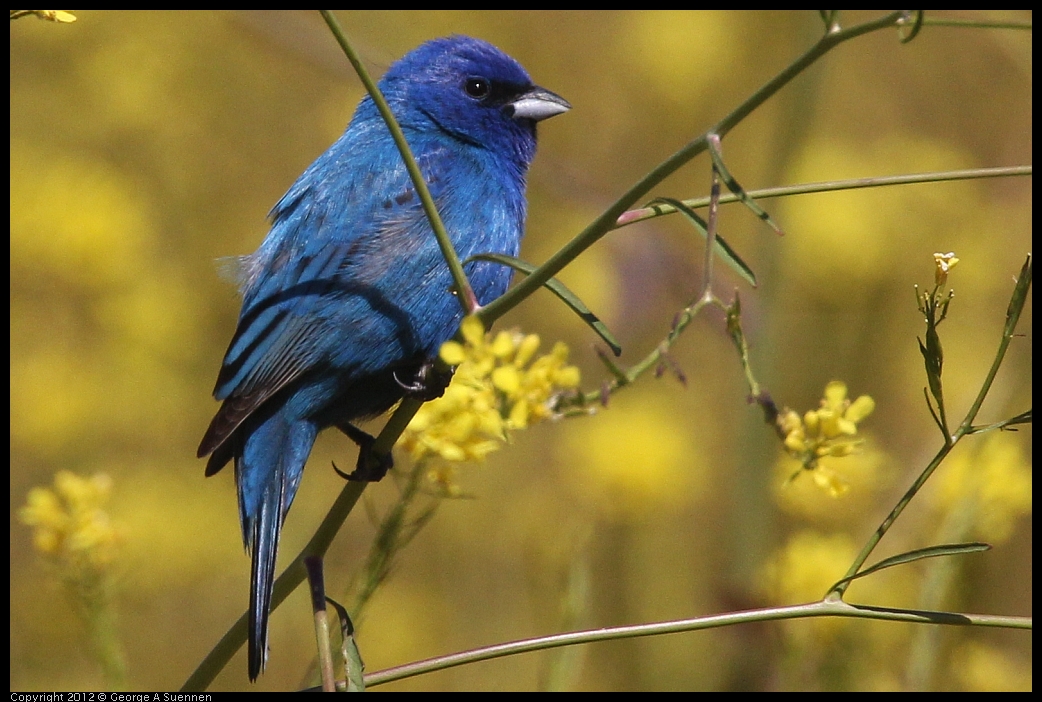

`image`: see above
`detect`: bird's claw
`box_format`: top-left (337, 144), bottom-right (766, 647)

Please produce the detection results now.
top-left (393, 359), bottom-right (453, 402)
top-left (335, 423), bottom-right (394, 482)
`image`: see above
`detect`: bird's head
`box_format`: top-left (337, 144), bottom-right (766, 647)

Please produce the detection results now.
top-left (374, 35), bottom-right (570, 168)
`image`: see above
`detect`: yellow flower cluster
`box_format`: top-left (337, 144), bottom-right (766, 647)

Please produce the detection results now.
top-left (20, 471), bottom-right (119, 570)
top-left (20, 471), bottom-right (126, 688)
top-left (397, 316), bottom-right (580, 467)
top-left (778, 381), bottom-right (875, 496)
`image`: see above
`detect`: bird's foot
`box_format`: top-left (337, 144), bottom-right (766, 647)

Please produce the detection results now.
top-left (334, 423), bottom-right (393, 482)
top-left (394, 358), bottom-right (453, 401)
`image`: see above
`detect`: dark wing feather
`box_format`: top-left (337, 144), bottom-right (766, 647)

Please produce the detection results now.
top-left (198, 134), bottom-right (455, 468)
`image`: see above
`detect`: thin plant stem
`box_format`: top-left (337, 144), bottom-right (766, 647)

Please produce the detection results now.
top-left (362, 599), bottom-right (1030, 688)
top-left (832, 255), bottom-right (1032, 597)
top-left (479, 11), bottom-right (908, 327)
top-left (615, 166), bottom-right (1031, 229)
top-left (318, 11), bottom-right (478, 313)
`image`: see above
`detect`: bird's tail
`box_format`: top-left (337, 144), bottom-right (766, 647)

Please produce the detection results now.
top-left (235, 411), bottom-right (317, 681)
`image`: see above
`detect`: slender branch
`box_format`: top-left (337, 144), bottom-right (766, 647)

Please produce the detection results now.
top-left (832, 255), bottom-right (1032, 597)
top-left (318, 11), bottom-right (477, 313)
top-left (953, 254), bottom-right (1032, 441)
top-left (615, 166), bottom-right (1032, 229)
top-left (304, 557), bottom-right (337, 692)
top-left (182, 481), bottom-right (367, 691)
top-left (562, 167), bottom-right (1032, 414)
top-left (479, 12), bottom-right (910, 326)
top-left (362, 599), bottom-right (1030, 688)
top-left (701, 137), bottom-right (722, 298)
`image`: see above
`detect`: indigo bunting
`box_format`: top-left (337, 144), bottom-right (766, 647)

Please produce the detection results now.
top-left (198, 35), bottom-right (569, 680)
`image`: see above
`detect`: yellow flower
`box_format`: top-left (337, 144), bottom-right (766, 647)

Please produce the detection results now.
top-left (933, 251), bottom-right (959, 287)
top-left (20, 471), bottom-right (119, 570)
top-left (397, 316), bottom-right (581, 472)
top-left (19, 471), bottom-right (126, 687)
top-left (777, 381), bottom-right (875, 495)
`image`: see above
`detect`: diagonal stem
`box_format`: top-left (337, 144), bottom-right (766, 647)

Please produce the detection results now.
top-left (319, 11), bottom-right (477, 313)
top-left (479, 11), bottom-right (907, 326)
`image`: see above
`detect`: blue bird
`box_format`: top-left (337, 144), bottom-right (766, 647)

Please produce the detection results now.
top-left (198, 35), bottom-right (569, 680)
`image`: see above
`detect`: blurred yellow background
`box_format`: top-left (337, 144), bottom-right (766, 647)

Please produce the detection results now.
top-left (10, 10), bottom-right (1031, 691)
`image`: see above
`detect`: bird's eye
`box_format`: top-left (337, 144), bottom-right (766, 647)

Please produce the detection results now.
top-left (465, 77), bottom-right (490, 99)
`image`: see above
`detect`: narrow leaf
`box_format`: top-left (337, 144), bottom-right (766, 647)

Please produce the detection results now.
top-left (468, 253), bottom-right (622, 356)
top-left (327, 597), bottom-right (365, 692)
top-left (706, 135), bottom-right (785, 236)
top-left (1003, 253), bottom-right (1032, 335)
top-left (596, 346), bottom-right (630, 384)
top-left (831, 543), bottom-right (991, 590)
top-left (967, 409), bottom-right (1032, 434)
top-left (650, 198), bottom-right (757, 287)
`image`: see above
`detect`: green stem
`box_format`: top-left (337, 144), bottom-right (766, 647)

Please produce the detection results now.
top-left (363, 598), bottom-right (1030, 688)
top-left (702, 141), bottom-right (722, 296)
top-left (479, 11), bottom-right (908, 326)
top-left (318, 11), bottom-right (477, 313)
top-left (832, 255), bottom-right (1032, 597)
top-left (304, 556), bottom-right (337, 692)
top-left (181, 481), bottom-right (366, 691)
top-left (616, 166), bottom-right (1031, 229)
top-left (954, 255), bottom-right (1032, 440)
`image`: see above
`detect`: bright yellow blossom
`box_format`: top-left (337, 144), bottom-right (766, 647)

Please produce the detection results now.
top-left (777, 381), bottom-right (875, 496)
top-left (397, 316), bottom-right (581, 466)
top-left (20, 470), bottom-right (119, 570)
top-left (19, 471), bottom-right (125, 687)
top-left (933, 251), bottom-right (959, 287)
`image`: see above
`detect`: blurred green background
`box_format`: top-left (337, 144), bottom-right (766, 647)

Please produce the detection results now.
top-left (10, 10), bottom-right (1031, 691)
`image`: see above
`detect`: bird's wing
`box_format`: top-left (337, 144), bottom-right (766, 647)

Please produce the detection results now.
top-left (199, 134), bottom-right (457, 463)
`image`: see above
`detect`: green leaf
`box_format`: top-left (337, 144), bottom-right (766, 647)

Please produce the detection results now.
top-left (1004, 253), bottom-right (1032, 336)
top-left (706, 136), bottom-right (785, 236)
top-left (967, 409), bottom-right (1032, 434)
top-left (830, 543), bottom-right (991, 591)
top-left (649, 198), bottom-right (757, 287)
top-left (327, 597), bottom-right (365, 692)
top-left (898, 10), bottom-right (925, 43)
top-left (468, 253), bottom-right (622, 356)
top-left (596, 346), bottom-right (630, 384)
top-left (918, 333), bottom-right (944, 411)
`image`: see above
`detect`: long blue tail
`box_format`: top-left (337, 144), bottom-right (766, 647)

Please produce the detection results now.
top-left (236, 410), bottom-right (317, 681)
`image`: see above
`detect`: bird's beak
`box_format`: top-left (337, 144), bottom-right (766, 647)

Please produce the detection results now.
top-left (508, 86), bottom-right (571, 122)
